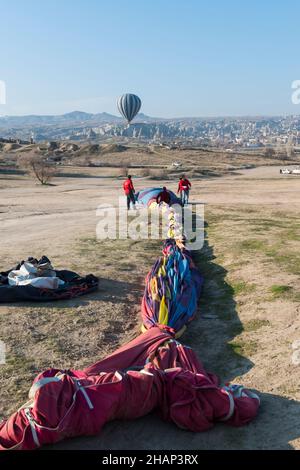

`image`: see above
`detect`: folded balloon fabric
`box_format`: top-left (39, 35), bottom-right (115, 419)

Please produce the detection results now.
top-left (0, 327), bottom-right (260, 450)
top-left (135, 187), bottom-right (182, 208)
top-left (141, 239), bottom-right (204, 334)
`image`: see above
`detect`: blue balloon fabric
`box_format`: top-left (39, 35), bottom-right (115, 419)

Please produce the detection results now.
top-left (136, 187), bottom-right (182, 207)
top-left (141, 239), bottom-right (204, 333)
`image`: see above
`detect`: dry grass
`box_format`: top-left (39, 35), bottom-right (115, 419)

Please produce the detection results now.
top-left (0, 234), bottom-right (161, 419)
top-left (1, 158), bottom-right (300, 449)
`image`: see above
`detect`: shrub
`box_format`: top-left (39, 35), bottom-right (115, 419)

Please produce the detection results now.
top-left (118, 166), bottom-right (129, 177)
top-left (18, 151), bottom-right (56, 185)
top-left (149, 168), bottom-right (169, 180)
top-left (264, 148), bottom-right (276, 158)
top-left (139, 167), bottom-right (151, 177)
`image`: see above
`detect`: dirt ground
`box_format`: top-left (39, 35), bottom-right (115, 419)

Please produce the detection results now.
top-left (0, 164), bottom-right (300, 449)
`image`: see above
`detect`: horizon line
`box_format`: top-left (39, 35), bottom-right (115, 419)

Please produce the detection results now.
top-left (0, 110), bottom-right (299, 120)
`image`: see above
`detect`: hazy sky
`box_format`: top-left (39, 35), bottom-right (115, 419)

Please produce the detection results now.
top-left (1, 0), bottom-right (300, 117)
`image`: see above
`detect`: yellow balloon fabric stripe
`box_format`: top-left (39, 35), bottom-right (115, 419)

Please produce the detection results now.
top-left (158, 295), bottom-right (169, 325)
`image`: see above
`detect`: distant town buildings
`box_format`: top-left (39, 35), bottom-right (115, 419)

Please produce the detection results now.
top-left (1, 114), bottom-right (300, 151)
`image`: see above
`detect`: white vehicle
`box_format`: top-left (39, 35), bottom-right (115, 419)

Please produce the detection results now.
top-left (172, 161), bottom-right (182, 168)
top-left (280, 167), bottom-right (300, 175)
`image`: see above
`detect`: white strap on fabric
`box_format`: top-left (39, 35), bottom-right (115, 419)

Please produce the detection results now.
top-left (24, 408), bottom-right (40, 448)
top-left (164, 367), bottom-right (181, 373)
top-left (29, 377), bottom-right (62, 399)
top-left (30, 373), bottom-right (95, 410)
top-left (140, 369), bottom-right (154, 376)
top-left (220, 390), bottom-right (235, 422)
top-left (242, 389), bottom-right (260, 404)
top-left (74, 379), bottom-right (94, 410)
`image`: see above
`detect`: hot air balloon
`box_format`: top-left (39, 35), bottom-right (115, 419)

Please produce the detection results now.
top-left (117, 93), bottom-right (141, 124)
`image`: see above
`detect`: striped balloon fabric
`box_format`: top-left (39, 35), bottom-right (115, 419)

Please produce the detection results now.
top-left (141, 239), bottom-right (204, 336)
top-left (117, 93), bottom-right (141, 123)
top-left (135, 187), bottom-right (182, 208)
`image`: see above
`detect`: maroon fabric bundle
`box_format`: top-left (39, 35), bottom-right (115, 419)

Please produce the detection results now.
top-left (0, 327), bottom-right (259, 450)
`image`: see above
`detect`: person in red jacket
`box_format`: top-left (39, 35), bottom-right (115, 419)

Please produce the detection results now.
top-left (123, 175), bottom-right (136, 210)
top-left (156, 187), bottom-right (171, 205)
top-left (177, 175), bottom-right (191, 205)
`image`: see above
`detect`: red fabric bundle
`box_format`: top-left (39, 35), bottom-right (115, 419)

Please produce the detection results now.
top-left (0, 328), bottom-right (259, 450)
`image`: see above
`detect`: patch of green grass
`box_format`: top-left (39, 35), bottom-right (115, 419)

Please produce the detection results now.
top-left (193, 234), bottom-right (243, 322)
top-left (249, 218), bottom-right (296, 231)
top-left (78, 235), bottom-right (160, 263)
top-left (243, 319), bottom-right (270, 332)
top-left (269, 284), bottom-right (292, 297)
top-left (4, 354), bottom-right (35, 374)
top-left (228, 339), bottom-right (258, 357)
top-left (45, 336), bottom-right (67, 355)
top-left (277, 384), bottom-right (300, 397)
top-left (292, 291), bottom-right (300, 303)
top-left (80, 236), bottom-right (99, 246)
top-left (264, 247), bottom-right (278, 258)
top-left (264, 245), bottom-right (300, 276)
top-left (231, 281), bottom-right (257, 296)
top-left (238, 239), bottom-right (265, 251)
top-left (205, 212), bottom-right (242, 225)
top-left (284, 228), bottom-right (300, 242)
top-left (227, 260), bottom-right (250, 270)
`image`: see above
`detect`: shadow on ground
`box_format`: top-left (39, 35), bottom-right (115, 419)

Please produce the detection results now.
top-left (1, 277), bottom-right (142, 310)
top-left (47, 389), bottom-right (300, 450)
top-left (186, 221), bottom-right (253, 382)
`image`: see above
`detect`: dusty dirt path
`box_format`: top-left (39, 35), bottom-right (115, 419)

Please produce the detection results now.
top-left (1, 166), bottom-right (300, 449)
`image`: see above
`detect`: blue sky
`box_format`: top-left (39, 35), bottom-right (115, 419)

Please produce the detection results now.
top-left (1, 0), bottom-right (300, 117)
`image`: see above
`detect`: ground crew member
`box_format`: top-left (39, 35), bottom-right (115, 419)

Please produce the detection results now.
top-left (156, 187), bottom-right (171, 205)
top-left (123, 175), bottom-right (136, 210)
top-left (177, 175), bottom-right (191, 205)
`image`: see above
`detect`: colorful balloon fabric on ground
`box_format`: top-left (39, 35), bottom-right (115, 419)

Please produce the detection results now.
top-left (135, 187), bottom-right (182, 207)
top-left (141, 239), bottom-right (203, 333)
top-left (0, 187), bottom-right (260, 450)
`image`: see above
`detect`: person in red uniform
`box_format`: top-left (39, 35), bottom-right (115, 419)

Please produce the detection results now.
top-left (177, 175), bottom-right (191, 205)
top-left (123, 175), bottom-right (136, 210)
top-left (156, 187), bottom-right (171, 205)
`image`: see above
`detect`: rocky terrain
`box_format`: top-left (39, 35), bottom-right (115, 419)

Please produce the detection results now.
top-left (1, 112), bottom-right (300, 149)
top-left (1, 139), bottom-right (299, 178)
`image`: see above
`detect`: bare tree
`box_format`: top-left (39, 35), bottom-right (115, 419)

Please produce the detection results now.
top-left (18, 151), bottom-right (56, 184)
top-left (275, 142), bottom-right (285, 160)
top-left (264, 147), bottom-right (276, 158)
top-left (139, 167), bottom-right (151, 177)
top-left (118, 164), bottom-right (129, 177)
top-left (149, 168), bottom-right (169, 179)
top-left (77, 153), bottom-right (93, 167)
top-left (286, 136), bottom-right (295, 159)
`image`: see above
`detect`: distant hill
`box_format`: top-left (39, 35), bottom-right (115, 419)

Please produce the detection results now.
top-left (0, 111), bottom-right (122, 127)
top-left (0, 111), bottom-right (171, 141)
top-left (0, 111), bottom-right (160, 128)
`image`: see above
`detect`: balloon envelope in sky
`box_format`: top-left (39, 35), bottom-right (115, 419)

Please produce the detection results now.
top-left (117, 93), bottom-right (141, 124)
